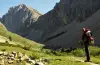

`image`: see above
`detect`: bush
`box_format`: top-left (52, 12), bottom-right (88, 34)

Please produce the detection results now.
top-left (1, 49), bottom-right (6, 51)
top-left (89, 46), bottom-right (100, 56)
top-left (41, 49), bottom-right (52, 55)
top-left (53, 51), bottom-right (64, 56)
top-left (23, 45), bottom-right (32, 51)
top-left (30, 53), bottom-right (41, 59)
top-left (9, 36), bottom-right (12, 41)
top-left (71, 48), bottom-right (84, 57)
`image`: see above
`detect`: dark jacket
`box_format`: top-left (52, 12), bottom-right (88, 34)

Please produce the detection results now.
top-left (82, 32), bottom-right (90, 43)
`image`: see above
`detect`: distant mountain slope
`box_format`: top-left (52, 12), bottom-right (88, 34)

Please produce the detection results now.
top-left (1, 4), bottom-right (42, 36)
top-left (44, 9), bottom-right (100, 49)
top-left (27, 0), bottom-right (100, 42)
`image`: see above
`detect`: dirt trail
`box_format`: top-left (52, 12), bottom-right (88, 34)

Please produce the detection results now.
top-left (0, 36), bottom-right (6, 43)
top-left (73, 57), bottom-right (99, 65)
top-left (0, 36), bottom-right (16, 45)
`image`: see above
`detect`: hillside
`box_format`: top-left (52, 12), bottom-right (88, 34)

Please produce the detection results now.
top-left (0, 22), bottom-right (100, 65)
top-left (44, 9), bottom-right (100, 49)
top-left (24, 0), bottom-right (100, 43)
top-left (30, 0), bottom-right (100, 49)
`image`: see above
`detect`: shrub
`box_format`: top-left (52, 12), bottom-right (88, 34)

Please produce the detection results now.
top-left (42, 49), bottom-right (53, 55)
top-left (53, 51), bottom-right (63, 56)
top-left (9, 36), bottom-right (12, 41)
top-left (89, 46), bottom-right (100, 56)
top-left (30, 53), bottom-right (41, 59)
top-left (1, 49), bottom-right (6, 51)
top-left (71, 48), bottom-right (84, 57)
top-left (23, 45), bottom-right (32, 51)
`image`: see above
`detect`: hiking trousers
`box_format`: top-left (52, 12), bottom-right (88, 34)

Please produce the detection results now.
top-left (84, 43), bottom-right (90, 61)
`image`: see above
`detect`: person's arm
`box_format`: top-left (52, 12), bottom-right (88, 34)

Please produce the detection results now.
top-left (82, 34), bottom-right (84, 41)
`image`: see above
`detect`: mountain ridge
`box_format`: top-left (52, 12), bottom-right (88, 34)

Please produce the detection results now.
top-left (1, 4), bottom-right (42, 36)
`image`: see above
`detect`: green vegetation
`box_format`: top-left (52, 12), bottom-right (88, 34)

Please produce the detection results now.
top-left (0, 23), bottom-right (43, 50)
top-left (45, 56), bottom-right (90, 65)
top-left (0, 22), bottom-right (100, 65)
top-left (70, 46), bottom-right (100, 57)
top-left (71, 48), bottom-right (84, 57)
top-left (0, 46), bottom-right (32, 56)
top-left (40, 46), bottom-right (100, 65)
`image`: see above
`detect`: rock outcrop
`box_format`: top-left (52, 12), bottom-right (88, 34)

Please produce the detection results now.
top-left (2, 4), bottom-right (41, 36)
top-left (0, 51), bottom-right (45, 65)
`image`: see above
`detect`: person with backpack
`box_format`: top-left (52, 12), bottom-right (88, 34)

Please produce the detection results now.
top-left (81, 28), bottom-right (94, 62)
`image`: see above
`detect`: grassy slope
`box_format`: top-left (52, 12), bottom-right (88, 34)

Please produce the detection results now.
top-left (0, 22), bottom-right (100, 65)
top-left (0, 22), bottom-right (43, 48)
top-left (0, 22), bottom-right (44, 56)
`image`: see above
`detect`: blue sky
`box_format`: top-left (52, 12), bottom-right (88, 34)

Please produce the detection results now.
top-left (0, 0), bottom-right (60, 17)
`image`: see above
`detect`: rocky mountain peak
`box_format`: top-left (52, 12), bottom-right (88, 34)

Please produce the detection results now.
top-left (2, 4), bottom-right (41, 36)
top-left (8, 4), bottom-right (27, 13)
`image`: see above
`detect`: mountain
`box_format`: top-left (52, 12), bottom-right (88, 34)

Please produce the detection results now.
top-left (1, 0), bottom-right (100, 49)
top-left (28, 0), bottom-right (100, 43)
top-left (1, 4), bottom-right (42, 36)
top-left (44, 9), bottom-right (100, 49)
top-left (42, 0), bottom-right (100, 49)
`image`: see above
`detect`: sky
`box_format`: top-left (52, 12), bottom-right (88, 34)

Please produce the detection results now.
top-left (0, 0), bottom-right (60, 17)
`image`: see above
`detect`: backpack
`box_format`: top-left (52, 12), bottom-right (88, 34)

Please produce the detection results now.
top-left (85, 29), bottom-right (94, 45)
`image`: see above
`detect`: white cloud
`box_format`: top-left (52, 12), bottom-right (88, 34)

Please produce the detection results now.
top-left (0, 12), bottom-right (5, 17)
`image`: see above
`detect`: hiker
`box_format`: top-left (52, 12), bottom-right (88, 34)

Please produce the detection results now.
top-left (81, 28), bottom-right (94, 62)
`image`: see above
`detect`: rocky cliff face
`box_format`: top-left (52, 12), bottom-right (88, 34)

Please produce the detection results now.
top-left (59, 0), bottom-right (100, 22)
top-left (45, 9), bottom-right (100, 49)
top-left (28, 0), bottom-right (100, 42)
top-left (42, 0), bottom-right (100, 49)
top-left (2, 4), bottom-right (41, 36)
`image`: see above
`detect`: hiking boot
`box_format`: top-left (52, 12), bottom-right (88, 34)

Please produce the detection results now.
top-left (84, 60), bottom-right (91, 62)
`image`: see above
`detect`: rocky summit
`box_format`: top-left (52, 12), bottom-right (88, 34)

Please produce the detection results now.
top-left (1, 4), bottom-right (41, 36)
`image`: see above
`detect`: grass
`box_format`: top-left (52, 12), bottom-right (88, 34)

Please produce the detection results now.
top-left (42, 56), bottom-right (90, 65)
top-left (0, 45), bottom-right (33, 56)
top-left (0, 43), bottom-right (92, 65)
top-left (0, 22), bottom-right (43, 50)
top-left (91, 56), bottom-right (100, 64)
top-left (0, 22), bottom-right (100, 65)
top-left (42, 46), bottom-right (100, 65)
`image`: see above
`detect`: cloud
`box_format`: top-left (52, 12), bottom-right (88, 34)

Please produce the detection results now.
top-left (0, 12), bottom-right (5, 17)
